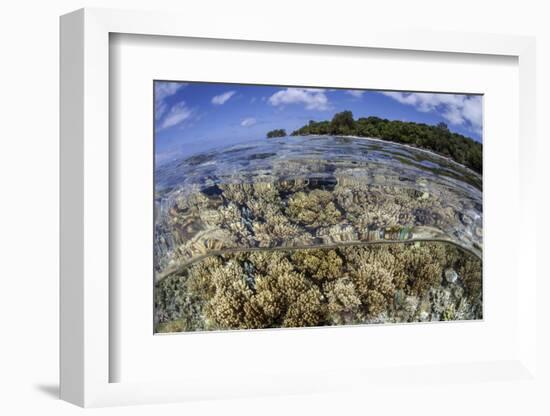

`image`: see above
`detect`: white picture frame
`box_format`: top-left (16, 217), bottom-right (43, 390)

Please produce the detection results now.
top-left (60, 7), bottom-right (538, 407)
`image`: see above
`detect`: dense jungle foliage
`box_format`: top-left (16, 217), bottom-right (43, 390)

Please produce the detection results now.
top-left (289, 111), bottom-right (482, 174)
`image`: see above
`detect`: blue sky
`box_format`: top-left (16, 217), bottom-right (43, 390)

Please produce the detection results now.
top-left (155, 81), bottom-right (483, 165)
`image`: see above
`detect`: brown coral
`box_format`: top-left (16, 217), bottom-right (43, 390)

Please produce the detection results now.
top-left (282, 287), bottom-right (325, 328)
top-left (155, 241), bottom-right (482, 333)
top-left (291, 249), bottom-right (343, 281)
top-left (324, 279), bottom-right (361, 324)
top-left (286, 189), bottom-right (342, 227)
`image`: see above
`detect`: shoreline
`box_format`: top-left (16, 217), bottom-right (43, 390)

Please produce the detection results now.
top-left (296, 133), bottom-right (483, 179)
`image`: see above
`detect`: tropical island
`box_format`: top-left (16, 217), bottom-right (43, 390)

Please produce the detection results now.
top-left (266, 128), bottom-right (287, 138)
top-left (268, 111), bottom-right (483, 174)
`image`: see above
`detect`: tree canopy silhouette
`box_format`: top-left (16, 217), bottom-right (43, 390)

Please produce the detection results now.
top-left (290, 111), bottom-right (482, 174)
top-left (266, 129), bottom-right (287, 138)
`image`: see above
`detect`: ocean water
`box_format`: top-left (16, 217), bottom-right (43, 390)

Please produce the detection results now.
top-left (154, 135), bottom-right (482, 275)
top-left (156, 135), bottom-right (482, 194)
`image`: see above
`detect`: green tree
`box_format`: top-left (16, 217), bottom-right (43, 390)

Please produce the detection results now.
top-left (266, 129), bottom-right (287, 138)
top-left (290, 111), bottom-right (482, 174)
top-left (436, 122), bottom-right (449, 131)
top-left (329, 111), bottom-right (355, 135)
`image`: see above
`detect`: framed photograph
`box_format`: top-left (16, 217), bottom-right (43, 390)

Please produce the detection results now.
top-left (60, 8), bottom-right (538, 407)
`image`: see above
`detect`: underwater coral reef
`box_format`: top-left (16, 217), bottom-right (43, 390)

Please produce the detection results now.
top-left (155, 242), bottom-right (482, 332)
top-left (154, 136), bottom-right (482, 333)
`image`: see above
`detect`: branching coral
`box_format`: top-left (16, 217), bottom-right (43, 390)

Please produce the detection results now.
top-left (349, 260), bottom-right (396, 318)
top-left (252, 211), bottom-right (302, 246)
top-left (156, 175), bottom-right (481, 274)
top-left (324, 279), bottom-right (362, 324)
top-left (458, 256), bottom-right (483, 301)
top-left (282, 287), bottom-right (325, 327)
top-left (397, 244), bottom-right (444, 297)
top-left (291, 249), bottom-right (343, 281)
top-left (155, 241), bottom-right (482, 333)
top-left (202, 261), bottom-right (254, 329)
top-left (286, 189), bottom-right (342, 227)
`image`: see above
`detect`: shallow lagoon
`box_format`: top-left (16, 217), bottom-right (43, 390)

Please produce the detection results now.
top-left (154, 135), bottom-right (483, 332)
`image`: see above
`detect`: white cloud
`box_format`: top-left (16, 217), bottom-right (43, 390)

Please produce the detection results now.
top-left (155, 101), bottom-right (168, 121)
top-left (240, 117), bottom-right (257, 127)
top-left (462, 97), bottom-right (483, 130)
top-left (155, 82), bottom-right (187, 101)
top-left (346, 90), bottom-right (365, 98)
top-left (211, 90), bottom-right (236, 105)
top-left (268, 88), bottom-right (330, 110)
top-left (159, 102), bottom-right (192, 130)
top-left (155, 82), bottom-right (187, 120)
top-left (381, 91), bottom-right (482, 134)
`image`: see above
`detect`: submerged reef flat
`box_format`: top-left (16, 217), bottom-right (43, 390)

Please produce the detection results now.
top-left (155, 136), bottom-right (482, 278)
top-left (154, 135), bottom-right (482, 332)
top-left (155, 242), bottom-right (482, 332)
